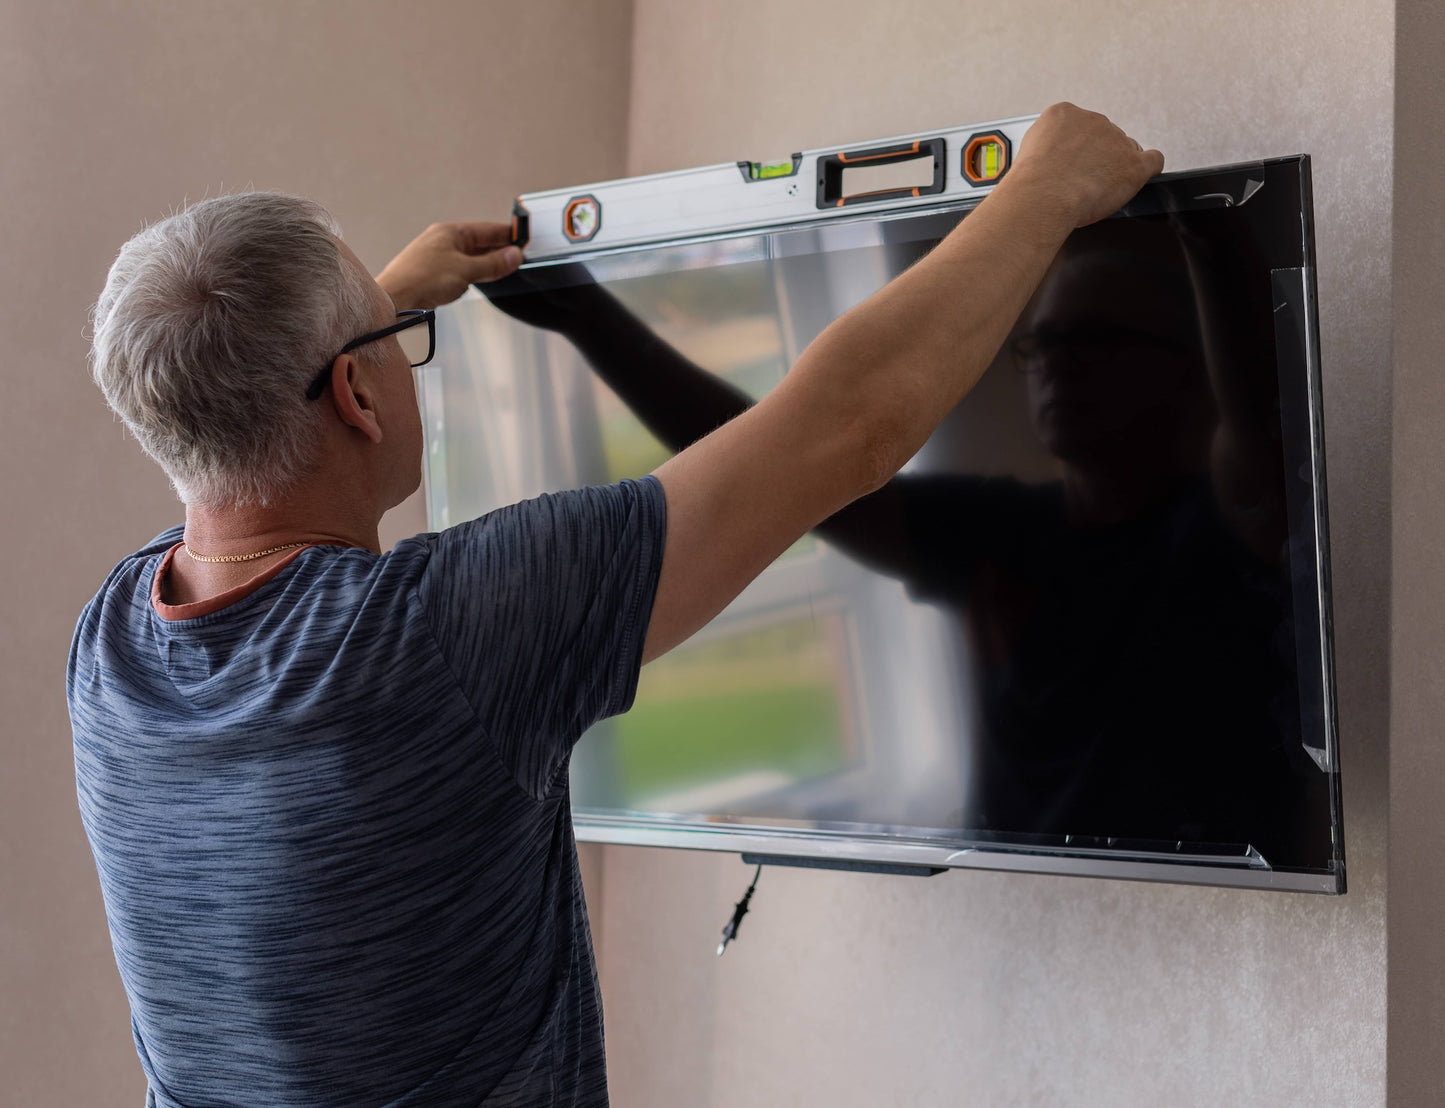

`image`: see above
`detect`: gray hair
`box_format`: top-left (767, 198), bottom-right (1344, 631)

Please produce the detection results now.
top-left (89, 192), bottom-right (377, 509)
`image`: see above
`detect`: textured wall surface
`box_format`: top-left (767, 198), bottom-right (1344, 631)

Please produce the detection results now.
top-left (1389, 1), bottom-right (1445, 1104)
top-left (600, 2), bottom-right (1394, 1105)
top-left (0, 1), bottom-right (632, 1102)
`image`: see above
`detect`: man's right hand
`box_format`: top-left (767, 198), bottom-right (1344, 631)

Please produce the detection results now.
top-left (377, 222), bottom-right (523, 312)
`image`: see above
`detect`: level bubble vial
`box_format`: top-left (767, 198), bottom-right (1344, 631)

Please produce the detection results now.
top-left (962, 132), bottom-right (1012, 185)
top-left (563, 195), bottom-right (601, 242)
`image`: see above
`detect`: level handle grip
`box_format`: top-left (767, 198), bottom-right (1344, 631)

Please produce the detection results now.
top-left (815, 137), bottom-right (946, 209)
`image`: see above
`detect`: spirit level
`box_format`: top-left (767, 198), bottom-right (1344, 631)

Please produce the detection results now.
top-left (510, 114), bottom-right (1038, 260)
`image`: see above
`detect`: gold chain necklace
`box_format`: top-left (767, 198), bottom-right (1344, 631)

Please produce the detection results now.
top-left (183, 542), bottom-right (310, 564)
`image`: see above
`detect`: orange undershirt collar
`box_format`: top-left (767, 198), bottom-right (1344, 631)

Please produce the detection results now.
top-left (150, 542), bottom-right (314, 622)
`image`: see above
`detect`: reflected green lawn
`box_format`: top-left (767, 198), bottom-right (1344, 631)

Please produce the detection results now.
top-left (615, 685), bottom-right (846, 800)
top-left (614, 617), bottom-right (852, 801)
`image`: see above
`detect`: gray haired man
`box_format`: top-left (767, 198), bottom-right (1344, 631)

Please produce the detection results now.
top-left (69, 104), bottom-right (1161, 1107)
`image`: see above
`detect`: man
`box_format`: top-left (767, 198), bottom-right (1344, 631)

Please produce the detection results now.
top-left (69, 104), bottom-right (1161, 1107)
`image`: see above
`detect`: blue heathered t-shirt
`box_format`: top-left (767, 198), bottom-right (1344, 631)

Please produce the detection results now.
top-left (66, 477), bottom-right (666, 1108)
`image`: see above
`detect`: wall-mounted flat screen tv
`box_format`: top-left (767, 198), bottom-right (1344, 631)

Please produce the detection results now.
top-left (421, 155), bottom-right (1342, 893)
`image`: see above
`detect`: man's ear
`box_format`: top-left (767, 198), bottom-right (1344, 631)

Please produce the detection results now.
top-left (326, 354), bottom-right (384, 445)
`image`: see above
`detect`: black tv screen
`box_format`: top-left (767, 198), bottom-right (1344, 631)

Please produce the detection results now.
top-left (422, 156), bottom-right (1342, 892)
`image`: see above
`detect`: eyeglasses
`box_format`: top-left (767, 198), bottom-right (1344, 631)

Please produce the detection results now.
top-left (1010, 321), bottom-right (1188, 372)
top-left (305, 308), bottom-right (436, 401)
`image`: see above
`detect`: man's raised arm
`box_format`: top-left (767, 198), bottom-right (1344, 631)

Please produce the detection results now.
top-left (642, 103), bottom-right (1164, 662)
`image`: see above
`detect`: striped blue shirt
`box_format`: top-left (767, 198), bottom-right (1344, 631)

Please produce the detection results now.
top-left (67, 477), bottom-right (666, 1108)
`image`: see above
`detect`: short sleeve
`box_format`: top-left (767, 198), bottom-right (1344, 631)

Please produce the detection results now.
top-left (416, 476), bottom-right (666, 798)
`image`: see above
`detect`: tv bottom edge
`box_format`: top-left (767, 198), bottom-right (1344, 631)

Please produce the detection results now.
top-left (571, 814), bottom-right (1344, 894)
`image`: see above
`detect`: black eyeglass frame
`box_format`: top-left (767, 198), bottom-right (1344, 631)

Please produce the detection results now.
top-left (306, 308), bottom-right (436, 401)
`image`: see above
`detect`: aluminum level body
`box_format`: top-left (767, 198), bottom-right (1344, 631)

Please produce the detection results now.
top-left (514, 115), bottom-right (1037, 260)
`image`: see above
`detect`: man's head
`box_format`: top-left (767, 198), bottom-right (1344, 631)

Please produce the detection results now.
top-left (90, 192), bottom-right (380, 510)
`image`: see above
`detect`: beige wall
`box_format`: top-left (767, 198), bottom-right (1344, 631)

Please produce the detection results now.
top-left (1390, 1), bottom-right (1445, 1103)
top-left (598, 2), bottom-right (1395, 1105)
top-left (0, 1), bottom-right (632, 1102)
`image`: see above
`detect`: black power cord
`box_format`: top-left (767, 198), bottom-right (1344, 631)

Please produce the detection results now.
top-left (716, 864), bottom-right (763, 956)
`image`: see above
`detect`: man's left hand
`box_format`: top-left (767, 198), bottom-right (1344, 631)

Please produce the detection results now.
top-left (377, 221), bottom-right (523, 310)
